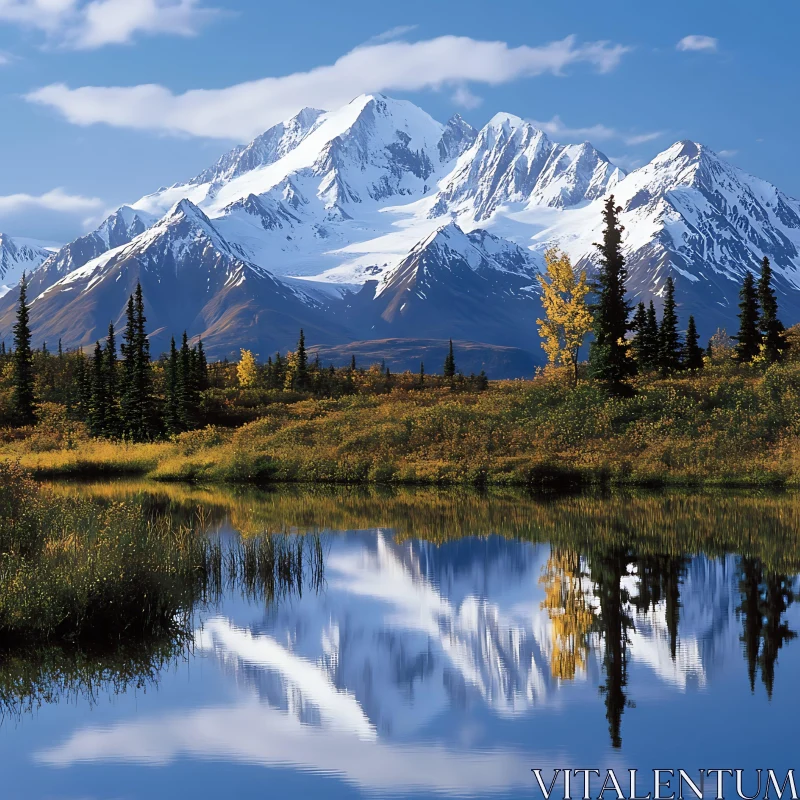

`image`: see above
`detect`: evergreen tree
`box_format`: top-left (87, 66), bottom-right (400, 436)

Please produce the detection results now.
top-left (58, 338), bottom-right (63, 359)
top-left (104, 322), bottom-right (119, 435)
top-left (629, 302), bottom-right (648, 373)
top-left (177, 331), bottom-right (198, 429)
top-left (418, 361), bottom-right (425, 388)
top-left (682, 315), bottom-right (704, 370)
top-left (296, 329), bottom-right (308, 390)
top-left (588, 197), bottom-right (634, 390)
top-left (89, 341), bottom-right (108, 435)
top-left (164, 337), bottom-right (180, 435)
top-left (658, 277), bottom-right (682, 376)
top-left (11, 274), bottom-right (36, 425)
top-left (643, 301), bottom-right (660, 369)
top-left (734, 271), bottom-right (761, 362)
top-left (350, 354), bottom-right (357, 372)
top-left (41, 341), bottom-right (48, 358)
top-left (443, 339), bottom-right (456, 379)
top-left (195, 338), bottom-right (209, 390)
top-left (758, 256), bottom-right (785, 363)
top-left (120, 283), bottom-right (153, 440)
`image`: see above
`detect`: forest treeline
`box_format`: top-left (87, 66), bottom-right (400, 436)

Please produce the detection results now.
top-left (0, 194), bottom-right (795, 470)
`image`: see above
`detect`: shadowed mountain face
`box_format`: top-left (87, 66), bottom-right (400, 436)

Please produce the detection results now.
top-left (4, 95), bottom-right (800, 368)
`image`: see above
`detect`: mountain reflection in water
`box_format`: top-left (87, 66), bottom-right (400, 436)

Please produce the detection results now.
top-left (5, 483), bottom-right (800, 800)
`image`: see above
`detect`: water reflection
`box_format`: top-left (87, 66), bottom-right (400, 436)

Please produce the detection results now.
top-left (6, 484), bottom-right (800, 799)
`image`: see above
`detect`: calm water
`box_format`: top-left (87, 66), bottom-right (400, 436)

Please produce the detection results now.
top-left (2, 484), bottom-right (800, 799)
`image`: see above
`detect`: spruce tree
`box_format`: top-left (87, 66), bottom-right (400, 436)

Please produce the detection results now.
top-left (734, 271), bottom-right (761, 362)
top-left (177, 331), bottom-right (198, 429)
top-left (588, 197), bottom-right (634, 390)
top-left (165, 337), bottom-right (180, 435)
top-left (658, 277), bottom-right (682, 376)
top-left (643, 301), bottom-right (660, 369)
top-left (11, 275), bottom-right (36, 425)
top-left (443, 339), bottom-right (456, 379)
top-left (296, 329), bottom-right (308, 390)
top-left (350, 354), bottom-right (357, 372)
top-left (89, 341), bottom-right (108, 436)
top-left (419, 361), bottom-right (425, 388)
top-left (630, 302), bottom-right (648, 373)
top-left (683, 315), bottom-right (704, 370)
top-left (195, 338), bottom-right (209, 390)
top-left (758, 256), bottom-right (785, 363)
top-left (105, 322), bottom-right (119, 436)
top-left (120, 283), bottom-right (153, 440)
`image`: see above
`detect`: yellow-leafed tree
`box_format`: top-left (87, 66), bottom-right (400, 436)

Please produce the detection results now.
top-left (237, 349), bottom-right (259, 388)
top-left (539, 549), bottom-right (594, 681)
top-left (536, 247), bottom-right (593, 385)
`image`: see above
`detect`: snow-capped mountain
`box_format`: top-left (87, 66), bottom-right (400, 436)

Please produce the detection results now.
top-left (4, 93), bottom-right (800, 369)
top-left (12, 200), bottom-right (349, 356)
top-left (0, 234), bottom-right (54, 298)
top-left (429, 112), bottom-right (624, 220)
top-left (348, 223), bottom-right (542, 345)
top-left (523, 140), bottom-right (800, 331)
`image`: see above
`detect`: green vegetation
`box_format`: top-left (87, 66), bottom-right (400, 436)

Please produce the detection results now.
top-left (0, 462), bottom-right (323, 648)
top-left (0, 198), bottom-right (795, 488)
top-left (2, 354), bottom-right (800, 487)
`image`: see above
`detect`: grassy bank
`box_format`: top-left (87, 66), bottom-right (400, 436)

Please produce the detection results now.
top-left (5, 362), bottom-right (800, 488)
top-left (0, 463), bottom-right (322, 648)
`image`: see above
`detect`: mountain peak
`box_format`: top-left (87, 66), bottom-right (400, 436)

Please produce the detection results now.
top-left (486, 112), bottom-right (526, 132)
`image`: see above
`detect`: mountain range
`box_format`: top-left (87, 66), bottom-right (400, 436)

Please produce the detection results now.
top-left (2, 93), bottom-right (800, 375)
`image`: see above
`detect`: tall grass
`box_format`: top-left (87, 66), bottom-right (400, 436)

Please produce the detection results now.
top-left (6, 362), bottom-right (800, 487)
top-left (0, 463), bottom-right (324, 647)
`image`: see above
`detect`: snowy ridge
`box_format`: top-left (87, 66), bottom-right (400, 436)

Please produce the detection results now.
top-left (0, 234), bottom-right (54, 297)
top-left (4, 94), bottom-right (800, 362)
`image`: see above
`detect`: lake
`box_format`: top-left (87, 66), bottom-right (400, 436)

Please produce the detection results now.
top-left (2, 482), bottom-right (800, 799)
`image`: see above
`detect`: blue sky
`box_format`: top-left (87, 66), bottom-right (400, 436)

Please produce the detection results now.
top-left (0, 0), bottom-right (796, 242)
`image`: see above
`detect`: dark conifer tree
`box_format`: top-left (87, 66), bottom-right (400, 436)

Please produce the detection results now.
top-left (443, 339), bottom-right (456, 379)
top-left (195, 338), bottom-right (209, 390)
top-left (643, 300), bottom-right (660, 369)
top-left (682, 315), bottom-right (704, 371)
top-left (11, 274), bottom-right (36, 425)
top-left (296, 329), bottom-right (308, 390)
top-left (177, 331), bottom-right (198, 429)
top-left (120, 283), bottom-right (153, 440)
top-left (41, 341), bottom-right (48, 358)
top-left (734, 271), bottom-right (761, 362)
top-left (165, 337), bottom-right (180, 435)
top-left (89, 341), bottom-right (107, 436)
top-left (758, 256), bottom-right (785, 363)
top-left (658, 277), bottom-right (682, 376)
top-left (589, 197), bottom-right (634, 390)
top-left (58, 338), bottom-right (63, 359)
top-left (105, 322), bottom-right (120, 436)
top-left (350, 354), bottom-right (356, 372)
top-left (629, 302), bottom-right (648, 373)
top-left (418, 361), bottom-right (425, 388)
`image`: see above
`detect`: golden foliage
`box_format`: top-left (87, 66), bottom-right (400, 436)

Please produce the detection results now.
top-left (540, 550), bottom-right (594, 680)
top-left (237, 349), bottom-right (259, 388)
top-left (536, 248), bottom-right (593, 383)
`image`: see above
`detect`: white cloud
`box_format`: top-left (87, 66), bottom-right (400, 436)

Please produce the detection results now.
top-left (363, 25), bottom-right (418, 46)
top-left (0, 0), bottom-right (217, 49)
top-left (676, 35), bottom-right (718, 53)
top-left (0, 187), bottom-right (104, 214)
top-left (451, 85), bottom-right (482, 109)
top-left (26, 34), bottom-right (631, 140)
top-left (717, 149), bottom-right (738, 158)
top-left (529, 114), bottom-right (663, 146)
top-left (608, 154), bottom-right (645, 172)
